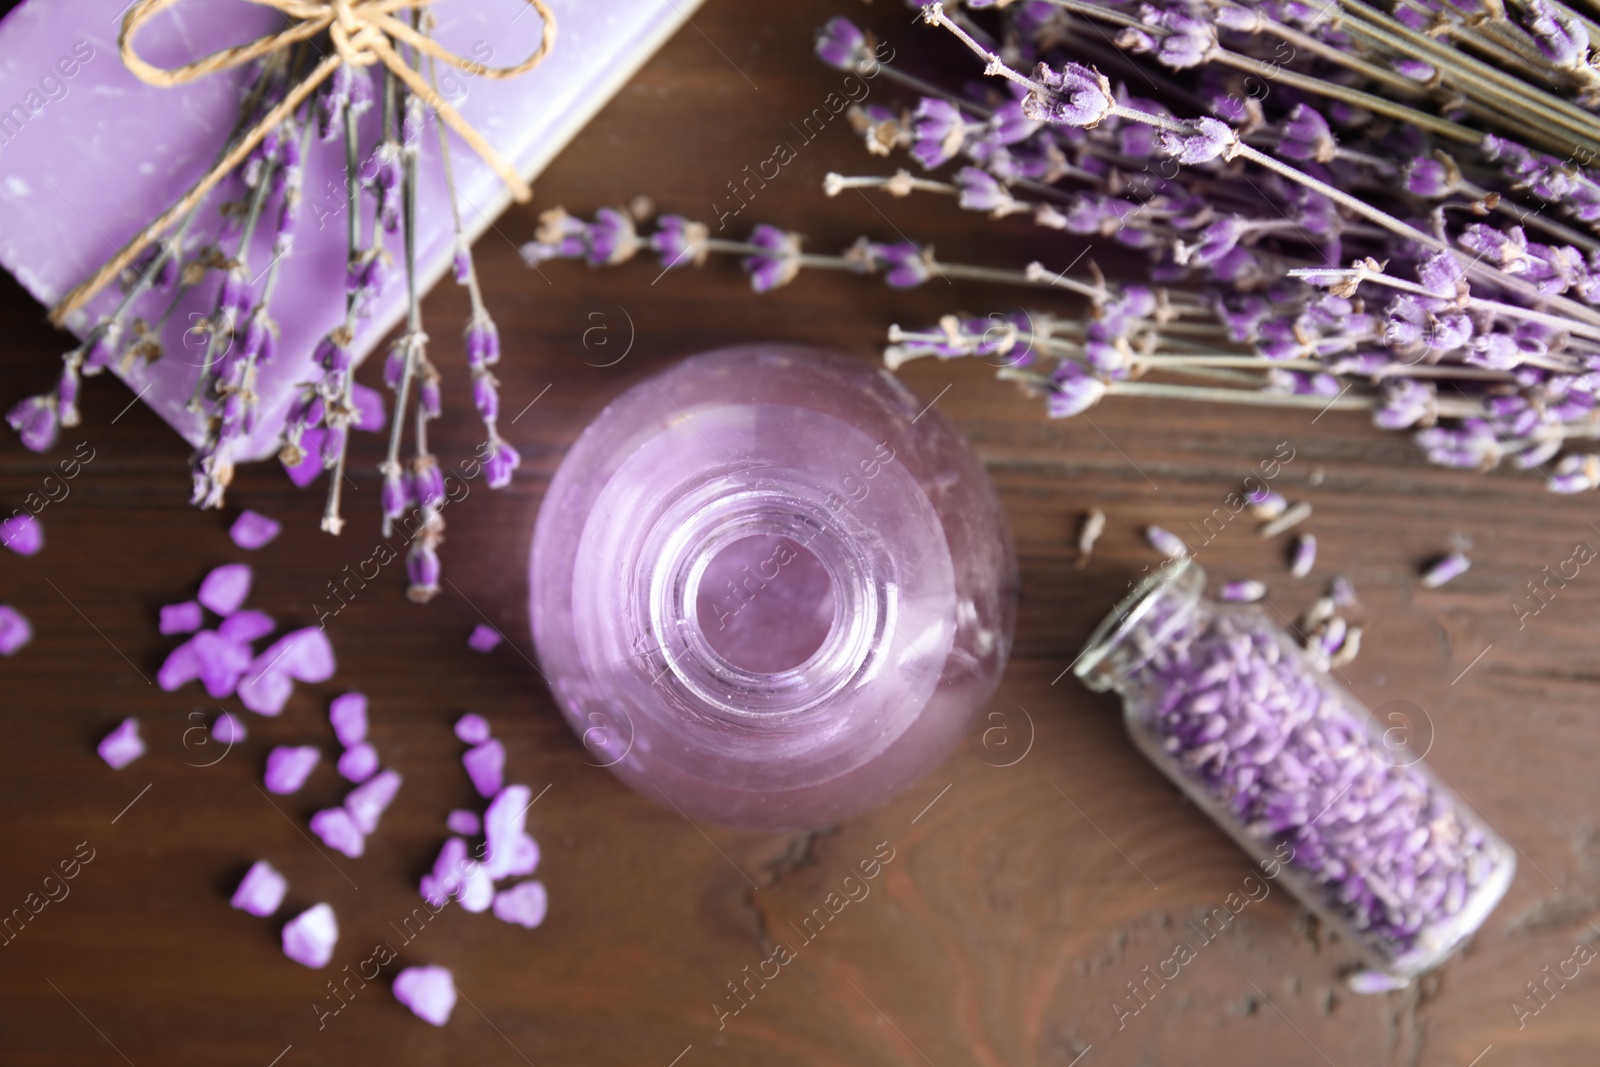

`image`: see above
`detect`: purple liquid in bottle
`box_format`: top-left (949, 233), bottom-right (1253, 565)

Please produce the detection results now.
top-left (529, 345), bottom-right (1017, 829)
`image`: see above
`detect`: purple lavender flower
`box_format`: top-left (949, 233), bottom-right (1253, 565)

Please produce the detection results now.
top-left (406, 542), bottom-right (441, 604)
top-left (742, 225), bottom-right (803, 292)
top-left (1048, 362), bottom-right (1108, 418)
top-left (483, 439), bottom-right (521, 490)
top-left (1022, 62), bottom-right (1114, 128)
top-left (466, 316), bottom-right (500, 370)
top-left (1157, 117), bottom-right (1237, 164)
top-left (912, 98), bottom-right (968, 169)
top-left (7, 396), bottom-right (57, 454)
top-left (651, 215), bottom-right (710, 270)
top-left (815, 16), bottom-right (870, 71)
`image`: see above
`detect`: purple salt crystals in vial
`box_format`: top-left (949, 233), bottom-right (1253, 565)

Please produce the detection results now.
top-left (1074, 558), bottom-right (1514, 980)
top-left (529, 346), bottom-right (1017, 829)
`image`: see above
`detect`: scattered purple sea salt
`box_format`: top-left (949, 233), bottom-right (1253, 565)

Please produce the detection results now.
top-left (446, 809), bottom-right (481, 836)
top-left (1, 514), bottom-right (42, 556)
top-left (282, 903), bottom-right (338, 968)
top-left (159, 601), bottom-right (204, 635)
top-left (345, 769), bottom-right (401, 834)
top-left (310, 807), bottom-right (366, 858)
top-left (1145, 525), bottom-right (1188, 559)
top-left (462, 740), bottom-right (505, 798)
top-left (483, 784), bottom-right (539, 881)
top-left (264, 746), bottom-right (320, 795)
top-left (197, 563), bottom-right (253, 616)
top-left (213, 711), bottom-right (247, 745)
top-left (237, 665), bottom-right (293, 716)
top-left (1220, 579), bottom-right (1266, 603)
top-left (230, 860), bottom-right (287, 917)
top-left (229, 510), bottom-right (282, 550)
top-left (467, 624), bottom-right (503, 653)
top-left (256, 627), bottom-right (336, 683)
top-left (1290, 534), bottom-right (1318, 579)
top-left (328, 692), bottom-right (368, 747)
top-left (337, 743), bottom-right (378, 783)
top-left (492, 881), bottom-right (549, 929)
top-left (0, 606), bottom-right (32, 655)
top-left (218, 610), bottom-right (274, 644)
top-left (192, 630), bottom-right (252, 699)
top-left (97, 718), bottom-right (145, 769)
top-left (392, 965), bottom-right (457, 1026)
top-left (1421, 553), bottom-right (1472, 589)
top-left (454, 713), bottom-right (490, 745)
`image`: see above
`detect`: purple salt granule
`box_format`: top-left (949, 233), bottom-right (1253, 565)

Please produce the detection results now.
top-left (218, 610), bottom-right (274, 644)
top-left (1420, 552), bottom-right (1471, 589)
top-left (0, 606), bottom-right (32, 655)
top-left (482, 784), bottom-right (539, 881)
top-left (255, 627), bottom-right (336, 683)
top-left (1124, 598), bottom-right (1504, 967)
top-left (492, 881), bottom-right (549, 929)
top-left (446, 808), bottom-right (481, 836)
top-left (328, 692), bottom-right (368, 747)
top-left (197, 563), bottom-right (253, 616)
top-left (337, 743), bottom-right (379, 783)
top-left (230, 860), bottom-right (287, 916)
top-left (462, 740), bottom-right (505, 798)
top-left (229, 510), bottom-right (281, 550)
top-left (1, 514), bottom-right (42, 556)
top-left (1145, 525), bottom-right (1189, 558)
top-left (237, 667), bottom-right (293, 716)
top-left (1290, 534), bottom-right (1317, 579)
top-left (1220, 579), bottom-right (1266, 602)
top-left (97, 718), bottom-right (145, 769)
top-left (392, 965), bottom-right (457, 1026)
top-left (159, 601), bottom-right (204, 635)
top-left (213, 712), bottom-right (247, 745)
top-left (345, 769), bottom-right (401, 834)
top-left (467, 624), bottom-right (503, 653)
top-left (454, 713), bottom-right (491, 745)
top-left (420, 836), bottom-right (493, 912)
top-left (193, 630), bottom-right (252, 699)
top-left (282, 903), bottom-right (338, 968)
top-left (310, 807), bottom-right (366, 858)
top-left (264, 746), bottom-right (320, 794)
top-left (158, 639), bottom-right (203, 691)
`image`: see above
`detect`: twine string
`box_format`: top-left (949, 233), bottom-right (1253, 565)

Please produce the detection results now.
top-left (48, 0), bottom-right (554, 327)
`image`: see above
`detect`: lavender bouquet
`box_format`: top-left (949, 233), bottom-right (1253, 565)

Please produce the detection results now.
top-left (529, 0), bottom-right (1600, 493)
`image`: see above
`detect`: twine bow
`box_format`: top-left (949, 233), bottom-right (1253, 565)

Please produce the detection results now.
top-left (49, 0), bottom-right (555, 327)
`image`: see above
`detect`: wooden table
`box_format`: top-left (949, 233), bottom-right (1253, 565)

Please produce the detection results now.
top-left (2, 2), bottom-right (1597, 1064)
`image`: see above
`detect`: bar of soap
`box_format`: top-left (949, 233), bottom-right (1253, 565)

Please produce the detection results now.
top-left (0, 0), bottom-right (698, 462)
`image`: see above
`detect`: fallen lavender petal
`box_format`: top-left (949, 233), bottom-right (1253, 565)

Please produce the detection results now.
top-left (213, 711), bottom-right (248, 745)
top-left (1421, 552), bottom-right (1471, 589)
top-left (159, 601), bottom-right (204, 635)
top-left (282, 903), bottom-right (338, 968)
top-left (264, 745), bottom-right (321, 795)
top-left (345, 769), bottom-right (401, 834)
top-left (218, 610), bottom-right (275, 644)
top-left (446, 809), bottom-right (481, 836)
top-left (1346, 969), bottom-right (1411, 994)
top-left (328, 692), bottom-right (368, 747)
top-left (310, 807), bottom-right (366, 858)
top-left (392, 965), bottom-right (456, 1026)
top-left (337, 743), bottom-right (379, 783)
top-left (97, 717), bottom-right (145, 769)
top-left (1329, 576), bottom-right (1358, 608)
top-left (229, 510), bottom-right (282, 550)
top-left (462, 740), bottom-right (505, 798)
top-left (1145, 525), bottom-right (1188, 559)
top-left (1, 514), bottom-right (42, 556)
top-left (1290, 534), bottom-right (1318, 579)
top-left (1220, 579), bottom-right (1266, 602)
top-left (197, 563), bottom-right (253, 616)
top-left (454, 713), bottom-right (491, 745)
top-left (0, 606), bottom-right (32, 656)
top-left (230, 860), bottom-right (287, 916)
top-left (467, 624), bottom-right (503, 653)
top-left (491, 881), bottom-right (548, 929)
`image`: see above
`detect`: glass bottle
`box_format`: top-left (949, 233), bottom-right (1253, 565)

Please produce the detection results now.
top-left (1074, 558), bottom-right (1515, 979)
top-left (530, 345), bottom-right (1017, 830)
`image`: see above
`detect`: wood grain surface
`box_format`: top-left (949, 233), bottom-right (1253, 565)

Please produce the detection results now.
top-left (2, 2), bottom-right (1598, 1065)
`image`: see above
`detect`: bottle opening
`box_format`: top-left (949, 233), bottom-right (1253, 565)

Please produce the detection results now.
top-left (693, 534), bottom-right (836, 674)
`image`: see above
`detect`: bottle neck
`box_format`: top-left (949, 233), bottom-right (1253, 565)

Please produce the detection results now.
top-left (1074, 558), bottom-right (1206, 694)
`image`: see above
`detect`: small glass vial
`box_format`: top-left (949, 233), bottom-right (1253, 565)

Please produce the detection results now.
top-left (1074, 559), bottom-right (1514, 979)
top-left (530, 345), bottom-right (1016, 830)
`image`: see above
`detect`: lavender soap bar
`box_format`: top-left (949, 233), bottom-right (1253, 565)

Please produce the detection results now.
top-left (0, 0), bottom-right (696, 462)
